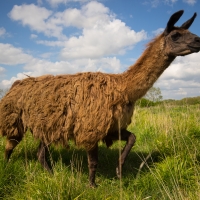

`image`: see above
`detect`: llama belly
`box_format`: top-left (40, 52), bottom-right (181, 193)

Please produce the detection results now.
top-left (73, 107), bottom-right (114, 150)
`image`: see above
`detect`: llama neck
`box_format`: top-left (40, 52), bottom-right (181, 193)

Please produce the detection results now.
top-left (122, 35), bottom-right (175, 102)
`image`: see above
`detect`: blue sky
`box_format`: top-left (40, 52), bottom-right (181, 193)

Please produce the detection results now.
top-left (0, 0), bottom-right (200, 99)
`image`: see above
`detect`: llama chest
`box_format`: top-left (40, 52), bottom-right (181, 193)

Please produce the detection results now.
top-left (111, 102), bottom-right (134, 131)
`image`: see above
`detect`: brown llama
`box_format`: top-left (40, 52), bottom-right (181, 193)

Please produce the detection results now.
top-left (0, 10), bottom-right (200, 187)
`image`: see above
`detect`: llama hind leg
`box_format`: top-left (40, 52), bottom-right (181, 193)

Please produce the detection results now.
top-left (37, 141), bottom-right (52, 174)
top-left (116, 129), bottom-right (136, 179)
top-left (87, 144), bottom-right (98, 187)
top-left (5, 137), bottom-right (22, 161)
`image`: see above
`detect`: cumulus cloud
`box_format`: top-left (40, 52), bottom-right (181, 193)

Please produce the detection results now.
top-left (4, 1), bottom-right (199, 100)
top-left (1, 73), bottom-right (29, 88)
top-left (0, 41), bottom-right (123, 89)
top-left (39, 2), bottom-right (147, 59)
top-left (0, 56), bottom-right (123, 89)
top-left (9, 2), bottom-right (147, 60)
top-left (156, 80), bottom-right (200, 99)
top-left (60, 20), bottom-right (146, 59)
top-left (156, 53), bottom-right (200, 99)
top-left (9, 4), bottom-right (66, 39)
top-left (3, 1), bottom-right (147, 89)
top-left (0, 43), bottom-right (33, 65)
top-left (22, 56), bottom-right (121, 75)
top-left (159, 54), bottom-right (200, 81)
top-left (60, 1), bottom-right (111, 29)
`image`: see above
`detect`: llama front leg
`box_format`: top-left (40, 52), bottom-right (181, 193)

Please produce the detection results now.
top-left (116, 130), bottom-right (136, 178)
top-left (87, 144), bottom-right (98, 187)
top-left (5, 137), bottom-right (22, 161)
top-left (37, 141), bottom-right (52, 174)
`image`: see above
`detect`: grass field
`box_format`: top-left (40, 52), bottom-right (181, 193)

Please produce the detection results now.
top-left (1, 104), bottom-right (200, 199)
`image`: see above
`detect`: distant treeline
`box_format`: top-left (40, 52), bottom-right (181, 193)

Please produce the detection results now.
top-left (136, 96), bottom-right (200, 107)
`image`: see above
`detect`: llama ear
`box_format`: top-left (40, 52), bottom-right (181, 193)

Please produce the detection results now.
top-left (164, 10), bottom-right (184, 35)
top-left (180, 12), bottom-right (197, 29)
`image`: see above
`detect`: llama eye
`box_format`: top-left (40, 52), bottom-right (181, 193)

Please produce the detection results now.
top-left (171, 32), bottom-right (181, 41)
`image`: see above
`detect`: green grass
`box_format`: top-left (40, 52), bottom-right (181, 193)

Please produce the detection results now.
top-left (1, 104), bottom-right (200, 199)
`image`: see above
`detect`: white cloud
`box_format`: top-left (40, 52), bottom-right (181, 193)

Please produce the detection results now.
top-left (54, 1), bottom-right (146, 59)
top-left (9, 4), bottom-right (67, 39)
top-left (36, 40), bottom-right (65, 47)
top-left (148, 0), bottom-right (196, 7)
top-left (60, 20), bottom-right (147, 59)
top-left (152, 28), bottom-right (164, 36)
top-left (0, 27), bottom-right (6, 38)
top-left (0, 41), bottom-right (123, 89)
top-left (148, 0), bottom-right (160, 7)
top-left (156, 79), bottom-right (200, 99)
top-left (23, 56), bottom-right (122, 75)
top-left (159, 53), bottom-right (200, 81)
top-left (40, 52), bottom-right (54, 59)
top-left (8, 2), bottom-right (112, 40)
top-left (30, 34), bottom-right (38, 39)
top-left (9, 4), bottom-right (52, 29)
top-left (1, 73), bottom-right (29, 88)
top-left (156, 53), bottom-right (200, 99)
top-left (49, 1), bottom-right (111, 30)
top-left (0, 55), bottom-right (123, 89)
top-left (164, 0), bottom-right (178, 6)
top-left (10, 2), bottom-right (147, 59)
top-left (0, 43), bottom-right (33, 65)
top-left (183, 0), bottom-right (197, 5)
top-left (0, 67), bottom-right (5, 77)
top-left (143, 0), bottom-right (178, 7)
top-left (2, 1), bottom-right (147, 90)
top-left (46, 0), bottom-right (91, 7)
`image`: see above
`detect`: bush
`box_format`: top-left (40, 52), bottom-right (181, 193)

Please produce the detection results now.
top-left (136, 98), bottom-right (160, 107)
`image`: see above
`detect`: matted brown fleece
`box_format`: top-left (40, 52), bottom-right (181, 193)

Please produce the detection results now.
top-left (0, 72), bottom-right (130, 150)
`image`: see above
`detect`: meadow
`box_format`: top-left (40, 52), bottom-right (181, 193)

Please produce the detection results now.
top-left (1, 103), bottom-right (200, 199)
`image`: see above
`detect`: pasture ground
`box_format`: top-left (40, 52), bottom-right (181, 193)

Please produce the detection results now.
top-left (1, 104), bottom-right (200, 199)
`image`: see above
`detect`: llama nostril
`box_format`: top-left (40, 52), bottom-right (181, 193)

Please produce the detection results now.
top-left (195, 37), bottom-right (200, 43)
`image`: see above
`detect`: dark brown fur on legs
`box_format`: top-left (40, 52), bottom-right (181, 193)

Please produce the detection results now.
top-left (37, 141), bottom-right (53, 174)
top-left (5, 137), bottom-right (22, 161)
top-left (104, 130), bottom-right (136, 179)
top-left (87, 145), bottom-right (98, 187)
top-left (116, 130), bottom-right (136, 178)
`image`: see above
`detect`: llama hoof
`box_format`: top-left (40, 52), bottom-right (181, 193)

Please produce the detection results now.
top-left (89, 182), bottom-right (97, 188)
top-left (116, 167), bottom-right (121, 179)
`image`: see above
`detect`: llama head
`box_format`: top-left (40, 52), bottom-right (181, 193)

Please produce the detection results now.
top-left (163, 10), bottom-right (200, 56)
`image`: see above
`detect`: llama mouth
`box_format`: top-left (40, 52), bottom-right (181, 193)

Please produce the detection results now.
top-left (188, 45), bottom-right (200, 52)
